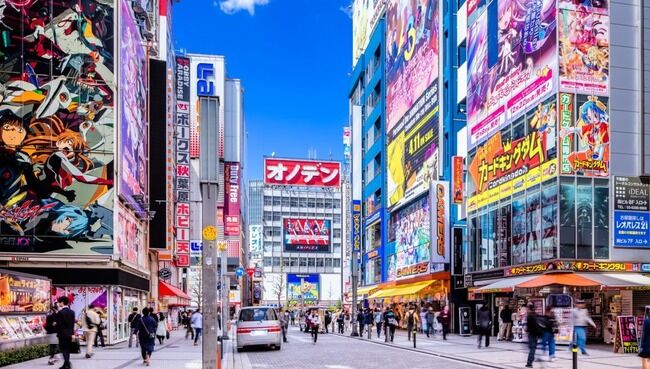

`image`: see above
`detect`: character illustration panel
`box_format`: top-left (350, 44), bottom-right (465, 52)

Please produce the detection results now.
top-left (0, 0), bottom-right (115, 254)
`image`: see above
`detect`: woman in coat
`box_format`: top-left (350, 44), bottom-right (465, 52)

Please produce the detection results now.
top-left (135, 308), bottom-right (158, 366)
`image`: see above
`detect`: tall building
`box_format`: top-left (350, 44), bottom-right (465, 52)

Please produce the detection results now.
top-left (260, 158), bottom-right (343, 307)
top-left (248, 180), bottom-right (265, 226)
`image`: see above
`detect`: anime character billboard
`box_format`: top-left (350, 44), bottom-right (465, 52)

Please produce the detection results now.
top-left (466, 10), bottom-right (488, 131)
top-left (119, 0), bottom-right (148, 212)
top-left (468, 0), bottom-right (557, 150)
top-left (0, 0), bottom-right (115, 254)
top-left (392, 195), bottom-right (431, 280)
top-left (558, 1), bottom-right (609, 95)
top-left (287, 274), bottom-right (319, 303)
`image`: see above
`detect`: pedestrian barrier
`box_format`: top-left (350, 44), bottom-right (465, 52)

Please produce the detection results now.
top-left (572, 343), bottom-right (578, 369)
top-left (413, 329), bottom-right (417, 349)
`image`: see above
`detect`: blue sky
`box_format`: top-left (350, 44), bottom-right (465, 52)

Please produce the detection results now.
top-left (172, 0), bottom-right (352, 182)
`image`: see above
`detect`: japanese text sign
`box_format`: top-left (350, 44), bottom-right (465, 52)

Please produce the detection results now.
top-left (264, 158), bottom-right (341, 188)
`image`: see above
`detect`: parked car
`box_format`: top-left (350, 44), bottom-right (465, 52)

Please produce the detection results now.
top-left (236, 306), bottom-right (282, 352)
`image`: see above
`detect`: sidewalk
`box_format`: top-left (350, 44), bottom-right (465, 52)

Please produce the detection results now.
top-left (4, 330), bottom-right (201, 369)
top-left (341, 328), bottom-right (641, 369)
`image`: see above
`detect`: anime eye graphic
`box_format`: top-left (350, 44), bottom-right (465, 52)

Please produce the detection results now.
top-left (59, 93), bottom-right (69, 103)
top-left (2, 124), bottom-right (11, 130)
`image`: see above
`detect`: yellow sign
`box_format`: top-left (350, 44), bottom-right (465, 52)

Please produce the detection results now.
top-left (217, 241), bottom-right (227, 252)
top-left (202, 226), bottom-right (217, 241)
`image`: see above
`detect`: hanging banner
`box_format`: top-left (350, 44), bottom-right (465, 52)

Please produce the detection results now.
top-left (431, 181), bottom-right (450, 264)
top-left (452, 156), bottom-right (464, 204)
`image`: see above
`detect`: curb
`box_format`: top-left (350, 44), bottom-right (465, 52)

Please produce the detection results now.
top-left (332, 332), bottom-right (509, 369)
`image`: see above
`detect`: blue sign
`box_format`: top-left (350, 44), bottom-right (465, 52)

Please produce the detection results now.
top-left (235, 267), bottom-right (245, 277)
top-left (352, 200), bottom-right (361, 253)
top-left (196, 63), bottom-right (215, 96)
top-left (614, 211), bottom-right (650, 248)
top-left (190, 240), bottom-right (203, 254)
top-left (641, 264), bottom-right (650, 273)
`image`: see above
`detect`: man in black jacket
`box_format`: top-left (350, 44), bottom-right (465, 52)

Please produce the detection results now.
top-left (56, 296), bottom-right (75, 369)
top-left (499, 304), bottom-right (513, 341)
top-left (127, 307), bottom-right (140, 348)
top-left (526, 304), bottom-right (541, 368)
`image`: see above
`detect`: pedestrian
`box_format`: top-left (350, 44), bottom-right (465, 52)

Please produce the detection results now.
top-left (290, 310), bottom-right (296, 326)
top-left (184, 310), bottom-right (194, 340)
top-left (279, 309), bottom-right (288, 343)
top-left (406, 305), bottom-right (419, 341)
top-left (156, 312), bottom-right (167, 344)
top-left (310, 310), bottom-right (321, 343)
top-left (383, 306), bottom-right (398, 342)
top-left (345, 311), bottom-right (351, 332)
top-left (128, 307), bottom-right (141, 348)
top-left (45, 306), bottom-right (60, 365)
top-left (55, 296), bottom-right (75, 369)
top-left (324, 311), bottom-right (332, 334)
top-left (541, 306), bottom-right (557, 362)
top-left (477, 305), bottom-right (492, 348)
top-left (336, 311), bottom-right (345, 333)
top-left (571, 300), bottom-right (596, 355)
top-left (525, 303), bottom-right (542, 368)
top-left (94, 310), bottom-right (106, 348)
top-left (80, 304), bottom-right (101, 359)
top-left (420, 307), bottom-right (428, 334)
top-left (357, 309), bottom-right (365, 337)
top-left (191, 308), bottom-right (203, 346)
top-left (439, 305), bottom-right (451, 340)
top-left (135, 308), bottom-right (158, 367)
top-left (425, 307), bottom-right (435, 338)
top-left (640, 310), bottom-right (650, 369)
top-left (374, 308), bottom-right (383, 339)
top-left (364, 309), bottom-right (374, 339)
top-left (499, 304), bottom-right (513, 341)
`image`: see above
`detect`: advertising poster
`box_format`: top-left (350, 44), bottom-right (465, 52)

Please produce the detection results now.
top-left (452, 156), bottom-right (464, 204)
top-left (0, 1), bottom-right (115, 254)
top-left (52, 286), bottom-right (108, 339)
top-left (249, 225), bottom-right (263, 260)
top-left (614, 177), bottom-right (650, 212)
top-left (224, 163), bottom-right (241, 236)
top-left (119, 0), bottom-right (148, 211)
top-left (287, 274), bottom-right (319, 304)
top-left (615, 316), bottom-right (639, 354)
top-left (468, 98), bottom-right (559, 212)
top-left (430, 181), bottom-right (450, 264)
top-left (283, 219), bottom-right (331, 253)
top-left (467, 10), bottom-right (488, 127)
top-left (393, 195), bottom-right (431, 280)
top-left (558, 1), bottom-right (609, 95)
top-left (352, 0), bottom-right (370, 66)
top-left (467, 0), bottom-right (486, 25)
top-left (352, 200), bottom-right (362, 253)
top-left (468, 0), bottom-right (557, 149)
top-left (558, 95), bottom-right (609, 177)
top-left (0, 272), bottom-right (50, 313)
top-left (115, 203), bottom-right (145, 267)
top-left (614, 211), bottom-right (650, 248)
top-left (264, 158), bottom-right (341, 188)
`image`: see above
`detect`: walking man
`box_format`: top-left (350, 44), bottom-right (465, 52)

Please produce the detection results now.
top-left (439, 305), bottom-right (451, 340)
top-left (184, 310), bottom-right (194, 340)
top-left (374, 308), bottom-right (383, 339)
top-left (81, 304), bottom-right (101, 359)
top-left (499, 304), bottom-right (513, 341)
top-left (572, 300), bottom-right (596, 355)
top-left (191, 309), bottom-right (203, 346)
top-left (56, 296), bottom-right (75, 369)
top-left (425, 307), bottom-right (435, 338)
top-left (383, 306), bottom-right (398, 342)
top-left (337, 312), bottom-right (345, 334)
top-left (324, 311), bottom-right (332, 334)
top-left (310, 310), bottom-right (321, 343)
top-left (526, 304), bottom-right (542, 368)
top-left (477, 305), bottom-right (492, 348)
top-left (406, 305), bottom-right (419, 341)
top-left (357, 309), bottom-right (365, 337)
top-left (128, 307), bottom-right (141, 348)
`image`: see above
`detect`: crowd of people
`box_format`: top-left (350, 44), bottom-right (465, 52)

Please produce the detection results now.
top-left (44, 297), bottom-right (201, 369)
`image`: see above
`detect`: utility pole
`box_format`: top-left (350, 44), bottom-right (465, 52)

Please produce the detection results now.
top-left (200, 96), bottom-right (220, 369)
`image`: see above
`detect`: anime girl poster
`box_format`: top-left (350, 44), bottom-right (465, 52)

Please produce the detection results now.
top-left (467, 10), bottom-right (489, 128)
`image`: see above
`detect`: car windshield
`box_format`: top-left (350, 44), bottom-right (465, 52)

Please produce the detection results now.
top-left (239, 308), bottom-right (276, 322)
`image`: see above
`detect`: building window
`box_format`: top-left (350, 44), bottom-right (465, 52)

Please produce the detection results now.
top-left (333, 243), bottom-right (341, 254)
top-left (594, 179), bottom-right (609, 259)
top-left (316, 258), bottom-right (324, 267)
top-left (333, 229), bottom-right (341, 238)
top-left (333, 214), bottom-right (341, 224)
top-left (264, 196), bottom-right (272, 206)
top-left (301, 197), bottom-right (309, 207)
top-left (333, 259), bottom-right (341, 268)
top-left (576, 178), bottom-right (593, 259)
top-left (290, 198), bottom-right (298, 207)
top-left (273, 213), bottom-right (281, 221)
top-left (308, 258), bottom-right (315, 267)
top-left (273, 197), bottom-right (281, 206)
top-left (273, 227), bottom-right (281, 237)
top-left (541, 182), bottom-right (558, 261)
top-left (316, 198), bottom-right (324, 208)
top-left (290, 257), bottom-right (298, 267)
top-left (333, 201), bottom-right (340, 209)
top-left (299, 257), bottom-right (307, 267)
top-left (325, 258), bottom-right (333, 268)
top-left (264, 213), bottom-right (272, 221)
top-left (264, 257), bottom-right (272, 267)
top-left (282, 257), bottom-right (290, 267)
top-left (324, 198), bottom-right (332, 208)
top-left (282, 197), bottom-right (290, 207)
top-left (273, 257), bottom-right (281, 267)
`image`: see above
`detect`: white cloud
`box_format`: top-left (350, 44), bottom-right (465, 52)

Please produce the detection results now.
top-left (216, 0), bottom-right (270, 15)
top-left (340, 2), bottom-right (353, 19)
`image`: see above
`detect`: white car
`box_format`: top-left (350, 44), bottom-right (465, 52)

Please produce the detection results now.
top-left (236, 306), bottom-right (282, 352)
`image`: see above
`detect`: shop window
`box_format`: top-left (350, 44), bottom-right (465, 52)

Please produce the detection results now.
top-left (594, 179), bottom-right (609, 259)
top-left (576, 178), bottom-right (593, 259)
top-left (512, 196), bottom-right (527, 265)
top-left (487, 208), bottom-right (497, 269)
top-left (559, 177), bottom-right (576, 258)
top-left (497, 203), bottom-right (511, 268)
top-left (526, 190), bottom-right (541, 263)
top-left (541, 182), bottom-right (558, 260)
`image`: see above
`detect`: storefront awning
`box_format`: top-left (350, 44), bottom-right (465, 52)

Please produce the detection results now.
top-left (356, 285), bottom-right (378, 296)
top-left (475, 275), bottom-right (538, 293)
top-left (158, 281), bottom-right (191, 300)
top-left (368, 280), bottom-right (434, 299)
top-left (579, 273), bottom-right (650, 290)
top-left (516, 273), bottom-right (600, 288)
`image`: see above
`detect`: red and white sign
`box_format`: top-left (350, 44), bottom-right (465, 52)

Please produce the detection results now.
top-left (264, 158), bottom-right (341, 188)
top-left (224, 162), bottom-right (241, 236)
top-left (283, 218), bottom-right (331, 253)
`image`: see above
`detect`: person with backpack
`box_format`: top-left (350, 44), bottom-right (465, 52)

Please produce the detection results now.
top-left (425, 307), bottom-right (436, 338)
top-left (405, 305), bottom-right (419, 341)
top-left (45, 306), bottom-right (60, 365)
top-left (80, 304), bottom-right (101, 359)
top-left (383, 306), bottom-right (398, 342)
top-left (541, 306), bottom-right (557, 362)
top-left (526, 304), bottom-right (542, 368)
top-left (357, 310), bottom-right (365, 337)
top-left (128, 307), bottom-right (141, 348)
top-left (477, 305), bottom-right (492, 348)
top-left (94, 310), bottom-right (106, 348)
top-left (374, 308), bottom-right (383, 339)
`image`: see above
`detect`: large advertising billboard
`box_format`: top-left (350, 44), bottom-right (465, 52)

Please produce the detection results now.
top-left (283, 218), bottom-right (331, 253)
top-left (264, 158), bottom-right (341, 188)
top-left (224, 162), bottom-right (241, 236)
top-left (385, 0), bottom-right (440, 208)
top-left (0, 0), bottom-right (115, 254)
top-left (468, 96), bottom-right (559, 212)
top-left (116, 203), bottom-right (146, 268)
top-left (558, 0), bottom-right (609, 95)
top-left (391, 195), bottom-right (432, 280)
top-left (0, 271), bottom-right (50, 313)
top-left (119, 0), bottom-right (148, 212)
top-left (467, 0), bottom-right (557, 150)
top-left (430, 181), bottom-right (450, 264)
top-left (287, 274), bottom-right (319, 304)
top-left (352, 0), bottom-right (386, 66)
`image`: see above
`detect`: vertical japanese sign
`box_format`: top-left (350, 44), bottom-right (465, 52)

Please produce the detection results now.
top-left (224, 162), bottom-right (241, 236)
top-left (559, 93), bottom-right (574, 175)
top-left (431, 181), bottom-right (450, 264)
top-left (452, 156), bottom-right (464, 204)
top-left (352, 200), bottom-right (361, 253)
top-left (175, 56), bottom-right (191, 267)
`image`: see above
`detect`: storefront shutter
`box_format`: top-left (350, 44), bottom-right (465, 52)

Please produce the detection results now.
top-left (633, 291), bottom-right (650, 314)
